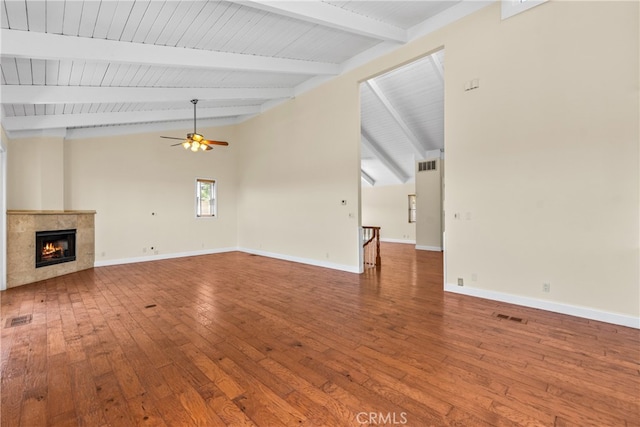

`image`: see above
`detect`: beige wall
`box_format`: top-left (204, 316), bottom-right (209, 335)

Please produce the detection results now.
top-left (361, 183), bottom-right (415, 242)
top-left (235, 81), bottom-right (361, 270)
top-left (415, 158), bottom-right (443, 250)
top-left (2, 125), bottom-right (240, 263)
top-left (7, 135), bottom-right (65, 210)
top-left (441, 1), bottom-right (639, 317)
top-left (63, 126), bottom-right (239, 262)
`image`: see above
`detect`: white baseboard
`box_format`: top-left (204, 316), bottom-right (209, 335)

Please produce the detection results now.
top-left (444, 284), bottom-right (640, 329)
top-left (238, 247), bottom-right (361, 274)
top-left (94, 247), bottom-right (238, 267)
top-left (94, 246), bottom-right (361, 274)
top-left (415, 245), bottom-right (442, 251)
top-left (380, 238), bottom-right (416, 244)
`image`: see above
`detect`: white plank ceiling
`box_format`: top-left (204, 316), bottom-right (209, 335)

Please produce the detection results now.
top-left (0, 0), bottom-right (484, 186)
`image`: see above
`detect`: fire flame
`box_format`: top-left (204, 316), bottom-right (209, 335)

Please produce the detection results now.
top-left (42, 242), bottom-right (62, 257)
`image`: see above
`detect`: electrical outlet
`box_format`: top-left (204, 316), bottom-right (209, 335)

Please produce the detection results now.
top-left (457, 278), bottom-right (464, 286)
top-left (543, 283), bottom-right (550, 293)
top-left (471, 273), bottom-right (477, 282)
top-left (142, 247), bottom-right (147, 253)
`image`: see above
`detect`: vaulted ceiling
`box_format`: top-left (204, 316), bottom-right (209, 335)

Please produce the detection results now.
top-left (360, 50), bottom-right (444, 187)
top-left (0, 0), bottom-right (488, 185)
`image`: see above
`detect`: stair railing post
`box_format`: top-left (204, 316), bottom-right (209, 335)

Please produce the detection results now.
top-left (375, 228), bottom-right (381, 267)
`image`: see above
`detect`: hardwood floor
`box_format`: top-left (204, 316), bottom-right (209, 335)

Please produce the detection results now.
top-left (1, 243), bottom-right (638, 426)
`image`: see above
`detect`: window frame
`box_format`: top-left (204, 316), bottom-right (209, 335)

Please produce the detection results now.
top-left (195, 178), bottom-right (217, 219)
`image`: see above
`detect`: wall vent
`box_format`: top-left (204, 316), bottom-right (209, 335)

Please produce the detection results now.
top-left (418, 160), bottom-right (437, 172)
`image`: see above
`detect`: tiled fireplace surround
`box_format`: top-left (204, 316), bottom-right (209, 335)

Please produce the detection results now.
top-left (7, 210), bottom-right (96, 288)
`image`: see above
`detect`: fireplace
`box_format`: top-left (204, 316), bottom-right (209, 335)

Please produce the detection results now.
top-left (35, 229), bottom-right (76, 268)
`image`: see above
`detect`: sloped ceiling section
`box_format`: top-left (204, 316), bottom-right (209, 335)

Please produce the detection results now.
top-left (0, 0), bottom-right (486, 183)
top-left (360, 50), bottom-right (444, 187)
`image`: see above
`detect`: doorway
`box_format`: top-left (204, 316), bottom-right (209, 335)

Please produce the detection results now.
top-left (358, 49), bottom-right (445, 274)
top-left (1, 137), bottom-right (7, 291)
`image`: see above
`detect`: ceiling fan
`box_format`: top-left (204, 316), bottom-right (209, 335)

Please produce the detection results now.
top-left (161, 99), bottom-right (229, 152)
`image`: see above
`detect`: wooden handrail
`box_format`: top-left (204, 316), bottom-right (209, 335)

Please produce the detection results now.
top-left (362, 226), bottom-right (381, 268)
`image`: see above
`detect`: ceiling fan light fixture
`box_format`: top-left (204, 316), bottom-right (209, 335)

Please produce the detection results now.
top-left (161, 99), bottom-right (229, 153)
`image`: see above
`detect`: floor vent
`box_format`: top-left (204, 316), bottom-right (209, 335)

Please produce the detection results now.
top-left (494, 313), bottom-right (527, 324)
top-left (144, 304), bottom-right (157, 309)
top-left (6, 314), bottom-right (33, 328)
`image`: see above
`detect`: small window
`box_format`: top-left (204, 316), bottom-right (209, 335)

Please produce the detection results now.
top-left (408, 194), bottom-right (416, 223)
top-left (196, 179), bottom-right (216, 218)
top-left (501, 0), bottom-right (547, 20)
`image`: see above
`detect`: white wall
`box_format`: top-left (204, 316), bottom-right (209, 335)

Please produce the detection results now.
top-left (361, 183), bottom-right (415, 243)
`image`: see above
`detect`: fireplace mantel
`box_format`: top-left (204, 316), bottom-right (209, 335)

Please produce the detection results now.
top-left (7, 210), bottom-right (96, 288)
top-left (8, 210), bottom-right (97, 215)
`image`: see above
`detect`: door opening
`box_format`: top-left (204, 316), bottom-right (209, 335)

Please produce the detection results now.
top-left (358, 49), bottom-right (445, 275)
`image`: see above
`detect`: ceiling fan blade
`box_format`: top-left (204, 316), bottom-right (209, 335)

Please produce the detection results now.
top-left (160, 102), bottom-right (228, 152)
top-left (202, 139), bottom-right (229, 146)
top-left (170, 143), bottom-right (184, 147)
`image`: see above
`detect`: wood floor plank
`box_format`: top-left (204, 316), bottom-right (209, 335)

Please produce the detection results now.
top-left (214, 352), bottom-right (309, 425)
top-left (208, 394), bottom-right (257, 427)
top-left (68, 360), bottom-right (107, 426)
top-left (258, 356), bottom-right (353, 425)
top-left (180, 342), bottom-right (245, 400)
top-left (1, 244), bottom-right (638, 426)
top-left (46, 353), bottom-right (76, 421)
top-left (1, 373), bottom-right (24, 427)
top-left (94, 372), bottom-right (138, 426)
top-left (125, 394), bottom-right (168, 427)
